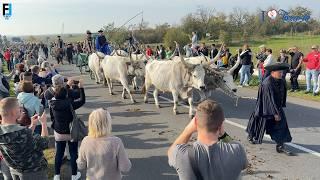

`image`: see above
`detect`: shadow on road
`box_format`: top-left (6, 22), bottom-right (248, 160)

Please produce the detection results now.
top-left (123, 156), bottom-right (178, 180)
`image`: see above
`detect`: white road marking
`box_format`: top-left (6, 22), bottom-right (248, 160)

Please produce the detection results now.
top-left (147, 92), bottom-right (320, 158)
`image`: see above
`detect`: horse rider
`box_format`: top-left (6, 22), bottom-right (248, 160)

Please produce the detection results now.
top-left (83, 30), bottom-right (94, 54)
top-left (95, 29), bottom-right (111, 55)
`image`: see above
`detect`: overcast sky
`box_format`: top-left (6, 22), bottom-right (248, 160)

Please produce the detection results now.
top-left (0, 0), bottom-right (320, 36)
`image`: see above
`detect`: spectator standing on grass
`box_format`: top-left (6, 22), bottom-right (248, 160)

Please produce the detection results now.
top-left (239, 44), bottom-right (252, 87)
top-left (0, 69), bottom-right (14, 98)
top-left (288, 46), bottom-right (303, 92)
top-left (168, 100), bottom-right (248, 180)
top-left (256, 45), bottom-right (267, 82)
top-left (302, 45), bottom-right (320, 96)
top-left (0, 97), bottom-right (49, 180)
top-left (198, 43), bottom-right (209, 57)
top-left (17, 82), bottom-right (43, 134)
top-left (50, 82), bottom-right (85, 180)
top-left (190, 31), bottom-right (198, 49)
top-left (159, 45), bottom-right (166, 59)
top-left (210, 44), bottom-right (218, 59)
top-left (77, 108), bottom-right (131, 180)
top-left (277, 49), bottom-right (289, 81)
top-left (4, 49), bottom-right (11, 72)
top-left (263, 48), bottom-right (275, 79)
top-left (146, 45), bottom-right (153, 57)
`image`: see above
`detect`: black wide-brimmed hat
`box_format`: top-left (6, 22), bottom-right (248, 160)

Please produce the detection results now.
top-left (57, 35), bottom-right (61, 38)
top-left (265, 62), bottom-right (290, 71)
top-left (98, 29), bottom-right (103, 33)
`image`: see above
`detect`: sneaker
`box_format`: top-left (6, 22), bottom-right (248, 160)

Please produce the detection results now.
top-left (243, 83), bottom-right (249, 87)
top-left (238, 85), bottom-right (243, 88)
top-left (71, 172), bottom-right (81, 180)
top-left (54, 175), bottom-right (60, 180)
top-left (289, 89), bottom-right (295, 92)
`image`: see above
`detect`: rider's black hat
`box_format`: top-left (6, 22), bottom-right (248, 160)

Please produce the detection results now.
top-left (86, 30), bottom-right (92, 34)
top-left (98, 29), bottom-right (103, 33)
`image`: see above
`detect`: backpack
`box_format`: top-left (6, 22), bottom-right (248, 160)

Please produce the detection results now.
top-left (17, 105), bottom-right (31, 126)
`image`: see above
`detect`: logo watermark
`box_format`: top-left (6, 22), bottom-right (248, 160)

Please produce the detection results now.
top-left (2, 3), bottom-right (12, 20)
top-left (261, 9), bottom-right (310, 23)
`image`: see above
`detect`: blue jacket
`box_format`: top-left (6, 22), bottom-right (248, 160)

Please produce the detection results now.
top-left (17, 92), bottom-right (43, 117)
top-left (95, 35), bottom-right (111, 55)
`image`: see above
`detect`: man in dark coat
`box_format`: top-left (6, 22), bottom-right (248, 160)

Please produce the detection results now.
top-left (246, 62), bottom-right (293, 155)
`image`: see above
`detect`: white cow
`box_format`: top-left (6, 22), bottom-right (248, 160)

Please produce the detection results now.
top-left (100, 55), bottom-right (146, 103)
top-left (88, 52), bottom-right (105, 84)
top-left (143, 55), bottom-right (207, 118)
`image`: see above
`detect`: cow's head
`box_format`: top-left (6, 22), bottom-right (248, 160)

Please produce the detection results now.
top-left (204, 56), bottom-right (240, 95)
top-left (180, 56), bottom-right (206, 90)
top-left (126, 60), bottom-right (146, 77)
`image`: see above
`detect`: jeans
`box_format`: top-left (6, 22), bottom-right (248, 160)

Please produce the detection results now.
top-left (55, 141), bottom-right (78, 175)
top-left (240, 65), bottom-right (251, 85)
top-left (305, 69), bottom-right (320, 92)
top-left (290, 69), bottom-right (301, 90)
top-left (6, 61), bottom-right (12, 71)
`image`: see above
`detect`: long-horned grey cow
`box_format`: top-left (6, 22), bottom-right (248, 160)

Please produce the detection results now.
top-left (100, 55), bottom-right (146, 103)
top-left (143, 42), bottom-right (209, 118)
top-left (173, 54), bottom-right (239, 95)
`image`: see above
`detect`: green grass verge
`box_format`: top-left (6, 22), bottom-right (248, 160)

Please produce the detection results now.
top-left (244, 76), bottom-right (320, 102)
top-left (44, 148), bottom-right (55, 179)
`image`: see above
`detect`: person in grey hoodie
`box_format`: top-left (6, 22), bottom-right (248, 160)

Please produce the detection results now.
top-left (0, 97), bottom-right (49, 180)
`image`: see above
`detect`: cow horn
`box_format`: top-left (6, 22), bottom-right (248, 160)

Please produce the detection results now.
top-left (115, 49), bottom-right (121, 56)
top-left (227, 53), bottom-right (241, 75)
top-left (206, 44), bottom-right (223, 66)
top-left (200, 53), bottom-right (209, 63)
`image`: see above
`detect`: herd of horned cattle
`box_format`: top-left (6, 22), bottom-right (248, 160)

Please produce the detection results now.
top-left (87, 42), bottom-right (239, 118)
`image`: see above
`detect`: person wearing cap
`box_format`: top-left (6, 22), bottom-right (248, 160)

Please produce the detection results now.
top-left (302, 45), bottom-right (320, 96)
top-left (247, 62), bottom-right (293, 156)
top-left (83, 30), bottom-right (94, 54)
top-left (288, 46), bottom-right (303, 92)
top-left (256, 45), bottom-right (267, 82)
top-left (95, 29), bottom-right (111, 55)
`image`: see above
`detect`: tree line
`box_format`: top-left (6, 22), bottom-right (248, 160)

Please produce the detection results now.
top-left (103, 6), bottom-right (320, 47)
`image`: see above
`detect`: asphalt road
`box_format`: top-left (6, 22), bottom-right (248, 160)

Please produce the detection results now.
top-left (59, 62), bottom-right (320, 180)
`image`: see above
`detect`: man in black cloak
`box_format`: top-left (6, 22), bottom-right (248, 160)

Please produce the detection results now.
top-left (246, 62), bottom-right (293, 155)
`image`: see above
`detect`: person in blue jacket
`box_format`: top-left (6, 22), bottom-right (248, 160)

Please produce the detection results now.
top-left (95, 30), bottom-right (111, 55)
